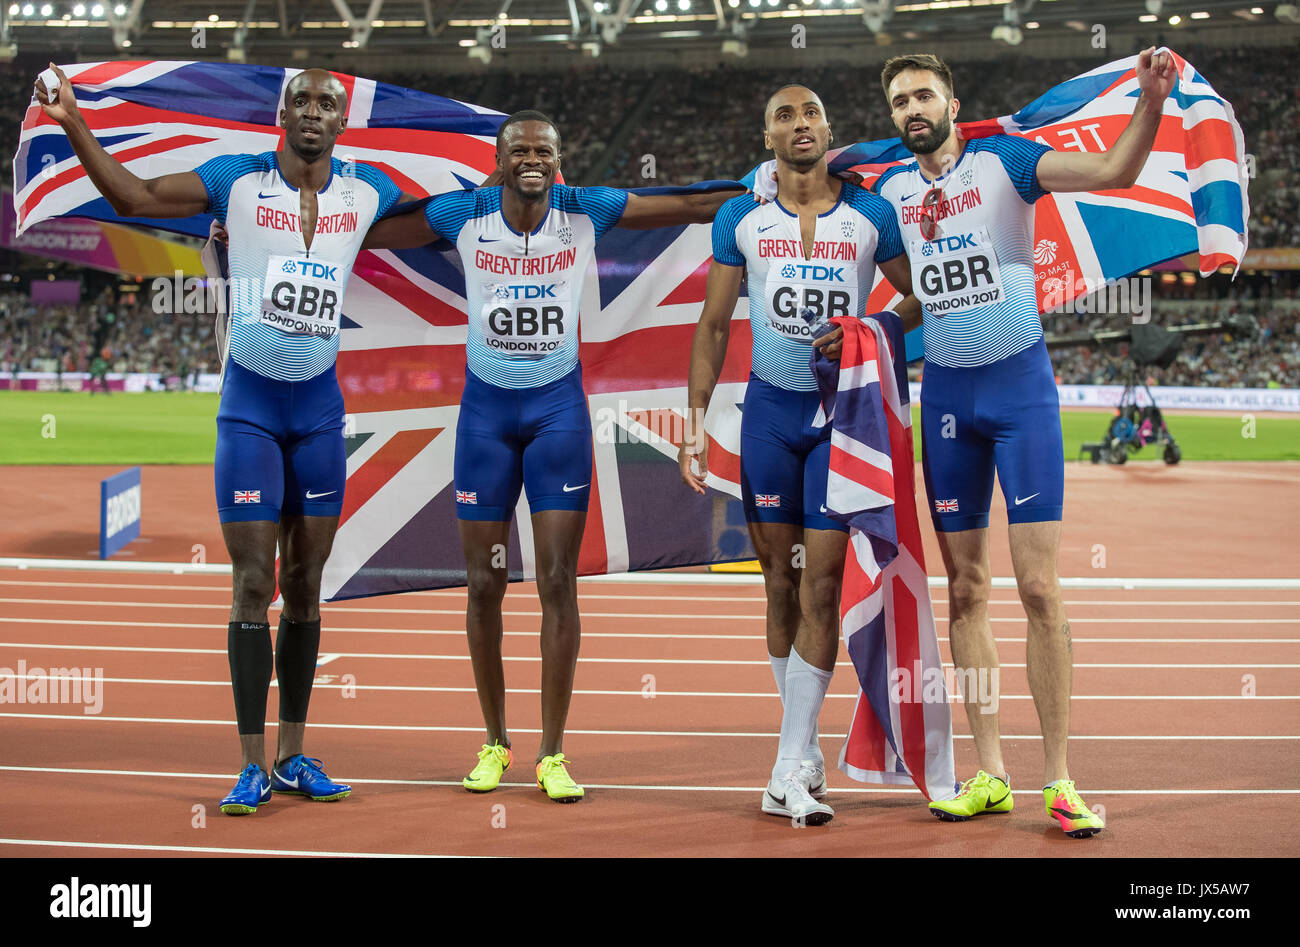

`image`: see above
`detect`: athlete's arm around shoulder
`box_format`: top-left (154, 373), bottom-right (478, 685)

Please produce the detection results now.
top-left (34, 64), bottom-right (209, 218)
top-left (1035, 47), bottom-right (1178, 193)
top-left (616, 184), bottom-right (749, 230)
top-left (361, 189), bottom-right (467, 250)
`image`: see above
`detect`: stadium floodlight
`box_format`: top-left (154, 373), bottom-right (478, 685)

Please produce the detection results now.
top-left (653, 0), bottom-right (666, 10)
top-left (90, 3), bottom-right (103, 16)
top-left (1168, 14), bottom-right (1181, 24)
top-left (1277, 4), bottom-right (1300, 22)
top-left (9, 2), bottom-right (19, 13)
top-left (73, 2), bottom-right (84, 13)
top-left (21, 3), bottom-right (34, 15)
top-left (113, 2), bottom-right (124, 13)
top-left (40, 2), bottom-right (51, 14)
top-left (678, 0), bottom-right (690, 10)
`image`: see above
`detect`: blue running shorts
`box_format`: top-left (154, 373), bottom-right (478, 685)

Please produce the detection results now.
top-left (920, 338), bottom-right (1064, 533)
top-left (214, 359), bottom-right (347, 523)
top-left (740, 372), bottom-right (846, 533)
top-left (453, 363), bottom-right (593, 522)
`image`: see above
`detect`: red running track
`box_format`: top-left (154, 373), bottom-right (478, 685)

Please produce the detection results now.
top-left (0, 570), bottom-right (1297, 858)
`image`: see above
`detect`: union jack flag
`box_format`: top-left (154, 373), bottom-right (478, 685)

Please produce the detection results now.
top-left (233, 490), bottom-right (260, 504)
top-left (455, 491), bottom-right (477, 505)
top-left (812, 313), bottom-right (957, 801)
top-left (754, 494), bottom-right (780, 508)
top-left (14, 61), bottom-right (762, 599)
top-left (934, 499), bottom-right (959, 513)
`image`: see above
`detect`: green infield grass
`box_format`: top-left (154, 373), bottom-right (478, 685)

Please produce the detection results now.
top-left (0, 391), bottom-right (1296, 464)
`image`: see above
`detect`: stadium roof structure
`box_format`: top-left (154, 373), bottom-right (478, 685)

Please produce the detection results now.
top-left (0, 1), bottom-right (1296, 67)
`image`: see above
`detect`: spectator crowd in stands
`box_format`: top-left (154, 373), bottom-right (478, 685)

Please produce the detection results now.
top-left (0, 44), bottom-right (1295, 388)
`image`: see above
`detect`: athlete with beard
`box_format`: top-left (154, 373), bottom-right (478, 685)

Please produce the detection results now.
top-left (364, 110), bottom-right (744, 802)
top-left (35, 66), bottom-right (409, 814)
top-left (678, 86), bottom-right (920, 826)
top-left (874, 51), bottom-right (1176, 836)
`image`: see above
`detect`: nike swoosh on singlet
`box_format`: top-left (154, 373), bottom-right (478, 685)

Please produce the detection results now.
top-left (478, 235), bottom-right (501, 243)
top-left (257, 191), bottom-right (279, 200)
top-left (305, 490), bottom-right (337, 499)
top-left (900, 192), bottom-right (919, 202)
top-left (1014, 493), bottom-right (1040, 506)
top-left (757, 223), bottom-right (779, 233)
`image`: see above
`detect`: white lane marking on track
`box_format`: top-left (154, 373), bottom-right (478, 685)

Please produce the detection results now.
top-left (3, 671), bottom-right (1296, 695)
top-left (3, 620), bottom-right (1300, 645)
top-left (4, 640), bottom-right (1300, 665)
top-left (0, 770), bottom-right (1297, 794)
top-left (3, 706), bottom-right (1296, 733)
top-left (3, 561), bottom-right (1300, 589)
top-left (1, 599), bottom-right (1295, 624)
top-left (0, 838), bottom-right (467, 858)
top-left (2, 580), bottom-right (1298, 609)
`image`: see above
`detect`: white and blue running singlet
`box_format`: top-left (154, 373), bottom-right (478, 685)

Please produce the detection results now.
top-left (195, 151), bottom-right (402, 382)
top-left (422, 183), bottom-right (628, 389)
top-left (872, 134), bottom-right (1052, 368)
top-left (711, 185), bottom-right (904, 392)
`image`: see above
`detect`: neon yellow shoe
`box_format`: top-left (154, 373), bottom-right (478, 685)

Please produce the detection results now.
top-left (1044, 779), bottom-right (1105, 838)
top-left (929, 771), bottom-right (1014, 821)
top-left (536, 753), bottom-right (584, 803)
top-left (462, 742), bottom-right (512, 793)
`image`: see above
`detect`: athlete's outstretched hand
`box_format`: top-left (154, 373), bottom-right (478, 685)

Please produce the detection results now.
top-left (813, 325), bottom-right (844, 361)
top-left (33, 63), bottom-right (78, 125)
top-left (1136, 46), bottom-right (1177, 103)
top-left (678, 421), bottom-right (709, 495)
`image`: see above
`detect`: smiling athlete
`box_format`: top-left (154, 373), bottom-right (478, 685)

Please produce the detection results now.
top-left (365, 110), bottom-right (744, 801)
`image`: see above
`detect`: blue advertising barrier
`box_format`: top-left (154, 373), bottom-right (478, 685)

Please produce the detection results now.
top-left (100, 467), bottom-right (142, 559)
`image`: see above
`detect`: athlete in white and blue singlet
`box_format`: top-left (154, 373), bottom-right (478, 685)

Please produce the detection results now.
top-left (364, 111), bottom-right (745, 800)
top-left (874, 51), bottom-right (1177, 836)
top-left (37, 67), bottom-right (413, 814)
top-left (678, 86), bottom-right (921, 826)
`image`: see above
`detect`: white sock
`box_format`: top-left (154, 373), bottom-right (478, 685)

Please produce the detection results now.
top-left (768, 653), bottom-right (788, 704)
top-left (771, 647), bottom-right (832, 783)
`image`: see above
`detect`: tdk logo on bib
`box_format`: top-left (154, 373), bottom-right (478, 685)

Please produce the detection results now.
top-left (495, 284), bottom-right (558, 300)
top-left (931, 233), bottom-right (979, 253)
top-left (779, 263), bottom-right (845, 282)
top-left (280, 260), bottom-right (338, 281)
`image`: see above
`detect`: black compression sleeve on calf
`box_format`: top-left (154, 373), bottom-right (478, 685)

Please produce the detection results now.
top-left (275, 616), bottom-right (322, 723)
top-left (227, 621), bottom-right (273, 735)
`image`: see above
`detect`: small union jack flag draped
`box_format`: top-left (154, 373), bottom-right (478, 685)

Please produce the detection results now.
top-left (812, 313), bottom-right (957, 801)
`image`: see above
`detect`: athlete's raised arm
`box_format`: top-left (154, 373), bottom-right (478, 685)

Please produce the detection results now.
top-left (1035, 47), bottom-right (1178, 193)
top-left (34, 64), bottom-right (210, 218)
top-left (617, 187), bottom-right (747, 230)
top-left (678, 259), bottom-right (744, 494)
